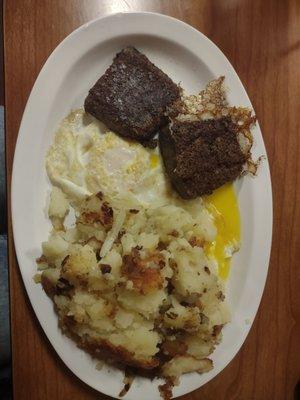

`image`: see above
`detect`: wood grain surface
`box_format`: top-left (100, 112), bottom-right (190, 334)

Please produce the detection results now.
top-left (0, 4), bottom-right (4, 106)
top-left (4, 1), bottom-right (300, 399)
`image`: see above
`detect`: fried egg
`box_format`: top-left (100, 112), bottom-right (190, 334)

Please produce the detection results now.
top-left (46, 109), bottom-right (240, 279)
top-left (46, 110), bottom-right (170, 208)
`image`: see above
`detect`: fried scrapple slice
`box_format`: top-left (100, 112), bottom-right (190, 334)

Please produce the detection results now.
top-left (84, 46), bottom-right (180, 143)
top-left (159, 117), bottom-right (246, 199)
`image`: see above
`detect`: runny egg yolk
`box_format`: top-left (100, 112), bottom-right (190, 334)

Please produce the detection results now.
top-left (204, 183), bottom-right (241, 280)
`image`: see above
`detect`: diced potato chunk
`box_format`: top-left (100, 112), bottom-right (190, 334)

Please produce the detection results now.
top-left (42, 233), bottom-right (69, 260)
top-left (162, 355), bottom-right (213, 378)
top-left (48, 186), bottom-right (69, 219)
top-left (118, 289), bottom-right (167, 318)
top-left (61, 244), bottom-right (97, 285)
top-left (163, 297), bottom-right (201, 332)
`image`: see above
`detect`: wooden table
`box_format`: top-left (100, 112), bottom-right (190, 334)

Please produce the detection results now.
top-left (5, 1), bottom-right (300, 399)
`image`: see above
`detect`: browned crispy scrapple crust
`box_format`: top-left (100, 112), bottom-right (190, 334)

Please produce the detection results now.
top-left (159, 117), bottom-right (246, 198)
top-left (84, 46), bottom-right (180, 143)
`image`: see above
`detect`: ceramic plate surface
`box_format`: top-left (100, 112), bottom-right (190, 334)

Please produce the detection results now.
top-left (12, 12), bottom-right (272, 399)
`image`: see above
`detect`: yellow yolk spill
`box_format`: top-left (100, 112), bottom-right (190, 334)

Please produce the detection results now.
top-left (204, 183), bottom-right (241, 280)
top-left (150, 153), bottom-right (159, 169)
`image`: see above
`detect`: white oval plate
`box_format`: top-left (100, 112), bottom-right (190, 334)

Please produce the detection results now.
top-left (12, 12), bottom-right (272, 400)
